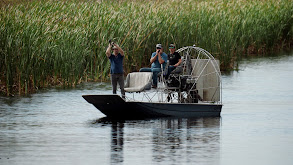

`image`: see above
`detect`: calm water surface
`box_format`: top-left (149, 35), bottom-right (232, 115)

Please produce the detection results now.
top-left (1, 53), bottom-right (293, 165)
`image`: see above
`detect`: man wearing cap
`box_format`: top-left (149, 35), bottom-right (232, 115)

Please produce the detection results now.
top-left (166, 44), bottom-right (182, 79)
top-left (140, 44), bottom-right (168, 88)
top-left (106, 42), bottom-right (125, 98)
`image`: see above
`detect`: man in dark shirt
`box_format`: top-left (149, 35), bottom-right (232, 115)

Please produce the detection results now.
top-left (106, 42), bottom-right (125, 99)
top-left (166, 44), bottom-right (182, 78)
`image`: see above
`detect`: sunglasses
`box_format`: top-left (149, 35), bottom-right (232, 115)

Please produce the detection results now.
top-left (156, 47), bottom-right (161, 49)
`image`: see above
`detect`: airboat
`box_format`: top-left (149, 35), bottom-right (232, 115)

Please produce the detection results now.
top-left (83, 46), bottom-right (222, 119)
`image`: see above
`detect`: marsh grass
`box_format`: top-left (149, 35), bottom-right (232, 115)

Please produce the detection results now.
top-left (0, 0), bottom-right (292, 95)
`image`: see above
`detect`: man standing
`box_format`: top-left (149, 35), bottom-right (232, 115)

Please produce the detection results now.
top-left (106, 41), bottom-right (125, 98)
top-left (140, 44), bottom-right (168, 88)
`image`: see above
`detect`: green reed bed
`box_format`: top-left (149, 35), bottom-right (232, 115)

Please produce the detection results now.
top-left (0, 0), bottom-right (292, 95)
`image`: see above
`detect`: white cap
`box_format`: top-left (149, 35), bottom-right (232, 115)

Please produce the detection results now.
top-left (156, 44), bottom-right (162, 49)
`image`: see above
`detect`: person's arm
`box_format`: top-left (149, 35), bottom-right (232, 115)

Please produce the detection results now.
top-left (158, 52), bottom-right (166, 64)
top-left (150, 52), bottom-right (158, 64)
top-left (113, 43), bottom-right (124, 56)
top-left (106, 44), bottom-right (111, 58)
top-left (174, 59), bottom-right (182, 67)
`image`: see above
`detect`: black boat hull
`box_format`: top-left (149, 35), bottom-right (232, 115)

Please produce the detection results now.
top-left (82, 95), bottom-right (222, 119)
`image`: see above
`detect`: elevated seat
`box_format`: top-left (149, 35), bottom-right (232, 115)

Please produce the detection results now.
top-left (124, 72), bottom-right (153, 92)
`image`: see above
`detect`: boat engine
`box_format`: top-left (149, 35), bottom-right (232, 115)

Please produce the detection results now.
top-left (166, 75), bottom-right (201, 103)
top-left (166, 75), bottom-right (195, 90)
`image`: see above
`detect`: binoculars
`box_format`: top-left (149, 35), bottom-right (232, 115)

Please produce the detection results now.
top-left (109, 39), bottom-right (114, 45)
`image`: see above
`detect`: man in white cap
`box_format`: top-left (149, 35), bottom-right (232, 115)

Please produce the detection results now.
top-left (106, 42), bottom-right (125, 98)
top-left (140, 44), bottom-right (168, 88)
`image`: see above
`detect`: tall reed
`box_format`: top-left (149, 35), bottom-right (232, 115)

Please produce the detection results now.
top-left (0, 0), bottom-right (292, 95)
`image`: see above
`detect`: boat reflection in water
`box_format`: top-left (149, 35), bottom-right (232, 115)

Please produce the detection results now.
top-left (94, 117), bottom-right (221, 164)
top-left (110, 122), bottom-right (124, 164)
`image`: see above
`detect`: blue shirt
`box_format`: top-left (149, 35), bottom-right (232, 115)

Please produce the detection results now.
top-left (151, 52), bottom-right (168, 70)
top-left (109, 53), bottom-right (124, 74)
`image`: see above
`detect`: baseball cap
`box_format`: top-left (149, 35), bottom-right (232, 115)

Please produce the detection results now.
top-left (169, 44), bottom-right (175, 49)
top-left (156, 44), bottom-right (162, 49)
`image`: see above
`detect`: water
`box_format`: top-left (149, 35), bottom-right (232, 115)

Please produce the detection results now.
top-left (1, 53), bottom-right (293, 165)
